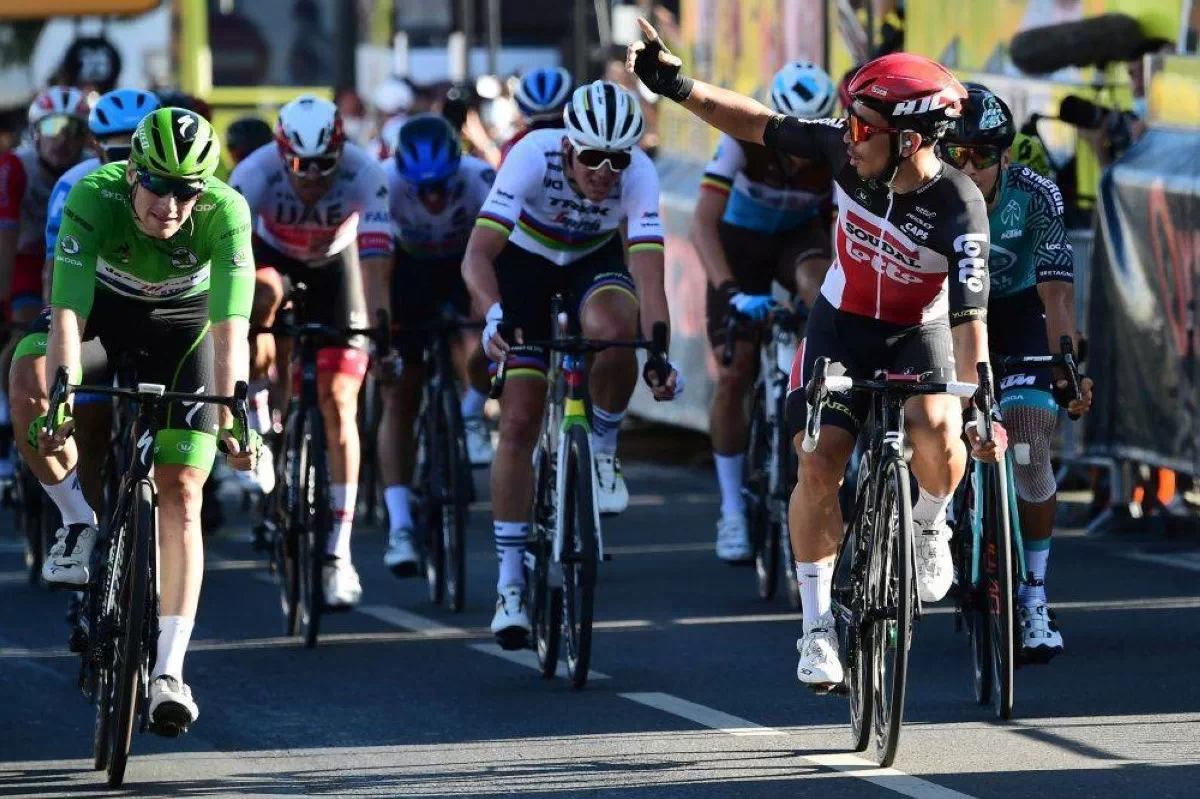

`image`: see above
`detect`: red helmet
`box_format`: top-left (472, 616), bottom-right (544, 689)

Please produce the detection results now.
top-left (847, 53), bottom-right (965, 138)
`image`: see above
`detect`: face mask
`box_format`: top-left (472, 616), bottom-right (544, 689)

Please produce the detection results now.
top-left (1132, 97), bottom-right (1148, 119)
top-left (343, 116), bottom-right (366, 143)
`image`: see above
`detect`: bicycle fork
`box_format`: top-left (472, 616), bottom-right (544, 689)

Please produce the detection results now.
top-left (551, 355), bottom-right (604, 566)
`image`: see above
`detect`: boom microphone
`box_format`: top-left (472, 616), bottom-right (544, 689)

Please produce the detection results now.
top-left (1057, 95), bottom-right (1109, 130)
top-left (1010, 13), bottom-right (1147, 75)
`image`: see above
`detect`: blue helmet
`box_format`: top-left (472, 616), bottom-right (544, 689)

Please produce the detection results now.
top-left (395, 113), bottom-right (461, 186)
top-left (515, 67), bottom-right (573, 121)
top-left (89, 88), bottom-right (160, 137)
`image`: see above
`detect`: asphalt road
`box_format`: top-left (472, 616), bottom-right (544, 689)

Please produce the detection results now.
top-left (3, 450), bottom-right (1200, 798)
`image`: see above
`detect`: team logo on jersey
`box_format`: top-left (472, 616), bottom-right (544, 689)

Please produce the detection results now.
top-left (60, 235), bottom-right (80, 255)
top-left (988, 243), bottom-right (1017, 273)
top-left (170, 247), bottom-right (198, 269)
top-left (1001, 198), bottom-right (1022, 226)
top-left (232, 249), bottom-right (250, 269)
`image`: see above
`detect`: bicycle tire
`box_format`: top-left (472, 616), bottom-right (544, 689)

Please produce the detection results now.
top-left (108, 480), bottom-right (154, 787)
top-left (278, 418), bottom-right (301, 636)
top-left (529, 445), bottom-right (562, 678)
top-left (562, 425), bottom-right (598, 690)
top-left (299, 407), bottom-right (330, 649)
top-left (987, 459), bottom-right (1016, 719)
top-left (745, 384), bottom-right (775, 597)
top-left (440, 383), bottom-right (469, 613)
top-left (841, 449), bottom-right (875, 753)
top-left (358, 373), bottom-right (381, 524)
top-left (92, 529), bottom-right (120, 772)
top-left (419, 402), bottom-right (446, 605)
top-left (20, 468), bottom-right (44, 584)
top-left (959, 466), bottom-right (992, 706)
top-left (871, 457), bottom-right (914, 768)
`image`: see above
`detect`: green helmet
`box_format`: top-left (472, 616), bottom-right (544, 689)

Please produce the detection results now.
top-left (130, 107), bottom-right (221, 181)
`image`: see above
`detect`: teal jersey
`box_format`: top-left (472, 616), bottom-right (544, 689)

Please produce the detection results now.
top-left (987, 165), bottom-right (1074, 298)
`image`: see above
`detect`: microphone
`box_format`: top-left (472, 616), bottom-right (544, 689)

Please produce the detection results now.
top-left (1010, 13), bottom-right (1147, 75)
top-left (1057, 95), bottom-right (1109, 130)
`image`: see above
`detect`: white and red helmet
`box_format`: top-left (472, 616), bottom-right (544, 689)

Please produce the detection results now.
top-left (28, 86), bottom-right (91, 127)
top-left (847, 53), bottom-right (966, 138)
top-left (275, 95), bottom-right (345, 165)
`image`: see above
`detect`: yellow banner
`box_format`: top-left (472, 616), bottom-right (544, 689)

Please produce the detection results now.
top-left (1148, 54), bottom-right (1200, 127)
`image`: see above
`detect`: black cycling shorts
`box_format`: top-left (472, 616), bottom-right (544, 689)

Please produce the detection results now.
top-left (391, 249), bottom-right (470, 360)
top-left (494, 237), bottom-right (636, 373)
top-left (705, 217), bottom-right (830, 346)
top-left (253, 237), bottom-right (370, 351)
top-left (785, 295), bottom-right (956, 437)
top-left (988, 288), bottom-right (1054, 395)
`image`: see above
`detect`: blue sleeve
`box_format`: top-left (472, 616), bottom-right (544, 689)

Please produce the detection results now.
top-left (44, 174), bottom-right (74, 254)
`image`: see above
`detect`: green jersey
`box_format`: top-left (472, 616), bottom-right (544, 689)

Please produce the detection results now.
top-left (987, 165), bottom-right (1074, 299)
top-left (51, 161), bottom-right (255, 322)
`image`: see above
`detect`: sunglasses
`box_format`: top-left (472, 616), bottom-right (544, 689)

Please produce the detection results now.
top-left (286, 154), bottom-right (339, 177)
top-left (136, 169), bottom-right (206, 201)
top-left (939, 143), bottom-right (1003, 170)
top-left (846, 113), bottom-right (897, 144)
top-left (36, 116), bottom-right (87, 139)
top-left (417, 179), bottom-right (451, 198)
top-left (572, 144), bottom-right (632, 172)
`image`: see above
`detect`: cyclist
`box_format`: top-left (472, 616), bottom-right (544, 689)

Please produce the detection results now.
top-left (8, 108), bottom-right (259, 732)
top-left (627, 23), bottom-right (1003, 687)
top-left (939, 86), bottom-right (1094, 662)
top-left (692, 60), bottom-right (836, 563)
top-left (230, 95), bottom-right (393, 609)
top-left (502, 67), bottom-right (573, 161)
top-left (379, 113), bottom-right (496, 574)
top-left (225, 116), bottom-right (274, 166)
top-left (463, 80), bottom-right (682, 648)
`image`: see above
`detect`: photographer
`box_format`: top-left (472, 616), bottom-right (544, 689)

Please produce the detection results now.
top-left (1071, 38), bottom-right (1172, 168)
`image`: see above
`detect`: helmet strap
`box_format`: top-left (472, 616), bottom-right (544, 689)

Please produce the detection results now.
top-left (881, 132), bottom-right (903, 187)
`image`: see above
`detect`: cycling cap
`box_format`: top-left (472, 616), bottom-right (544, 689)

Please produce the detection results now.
top-left (89, 89), bottom-right (160, 137)
top-left (516, 67), bottom-right (573, 121)
top-left (563, 80), bottom-right (644, 151)
top-left (395, 113), bottom-right (462, 187)
top-left (771, 61), bottom-right (836, 119)
top-left (131, 107), bottom-right (221, 181)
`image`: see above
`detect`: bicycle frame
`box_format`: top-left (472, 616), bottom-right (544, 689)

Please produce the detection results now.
top-left (969, 455), bottom-right (1028, 586)
top-left (550, 350), bottom-right (603, 565)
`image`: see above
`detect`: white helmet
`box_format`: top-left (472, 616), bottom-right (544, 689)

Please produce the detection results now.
top-left (28, 86), bottom-right (90, 126)
top-left (563, 80), bottom-right (644, 151)
top-left (770, 61), bottom-right (836, 119)
top-left (275, 95), bottom-right (345, 160)
top-left (373, 77), bottom-right (414, 116)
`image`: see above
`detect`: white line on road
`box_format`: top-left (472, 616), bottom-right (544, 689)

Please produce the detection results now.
top-left (466, 642), bottom-right (611, 679)
top-left (620, 692), bottom-right (977, 799)
top-left (1123, 549), bottom-right (1200, 573)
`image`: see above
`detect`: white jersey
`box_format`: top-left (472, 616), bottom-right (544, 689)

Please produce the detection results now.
top-left (385, 154), bottom-right (495, 259)
top-left (476, 127), bottom-right (663, 266)
top-left (230, 141), bottom-right (393, 263)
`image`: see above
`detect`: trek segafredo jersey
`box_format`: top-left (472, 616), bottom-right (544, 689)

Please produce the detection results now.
top-left (475, 128), bottom-right (663, 266)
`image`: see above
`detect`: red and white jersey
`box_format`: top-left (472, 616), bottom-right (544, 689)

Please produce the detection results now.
top-left (0, 145), bottom-right (58, 263)
top-left (763, 116), bottom-right (990, 327)
top-left (230, 141), bottom-right (393, 263)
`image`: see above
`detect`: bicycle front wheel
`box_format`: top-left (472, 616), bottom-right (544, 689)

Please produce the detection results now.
top-left (986, 460), bottom-right (1016, 719)
top-left (840, 448), bottom-right (875, 753)
top-left (299, 407), bottom-right (330, 649)
top-left (745, 384), bottom-right (776, 598)
top-left (108, 480), bottom-right (154, 787)
top-left (277, 421), bottom-right (301, 636)
top-left (562, 425), bottom-right (598, 690)
top-left (528, 444), bottom-right (562, 678)
top-left (870, 457), bottom-right (914, 768)
top-left (440, 384), bottom-right (469, 613)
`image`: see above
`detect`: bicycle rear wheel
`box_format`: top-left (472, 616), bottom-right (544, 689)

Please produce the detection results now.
top-left (440, 384), bottom-right (469, 613)
top-left (418, 400), bottom-right (446, 604)
top-left (839, 449), bottom-right (875, 753)
top-left (92, 525), bottom-right (123, 771)
top-left (871, 457), bottom-right (914, 768)
top-left (986, 460), bottom-right (1016, 719)
top-left (108, 480), bottom-right (154, 787)
top-left (299, 407), bottom-right (330, 649)
top-left (562, 425), bottom-right (598, 690)
top-left (277, 419), bottom-right (301, 636)
top-left (957, 466), bottom-right (992, 706)
top-left (745, 384), bottom-right (777, 598)
top-left (529, 444), bottom-right (562, 678)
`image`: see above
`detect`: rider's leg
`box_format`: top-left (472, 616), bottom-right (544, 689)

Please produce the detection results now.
top-left (250, 268), bottom-right (284, 384)
top-left (316, 349), bottom-right (368, 560)
top-left (579, 286), bottom-right (639, 451)
top-left (453, 331), bottom-right (494, 464)
top-left (154, 463), bottom-right (206, 680)
top-left (71, 400), bottom-right (111, 507)
top-left (379, 359), bottom-right (425, 573)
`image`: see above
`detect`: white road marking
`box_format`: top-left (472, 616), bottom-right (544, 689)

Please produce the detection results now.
top-left (467, 642), bottom-right (611, 679)
top-left (1123, 549), bottom-right (1200, 574)
top-left (358, 605), bottom-right (468, 638)
top-left (621, 692), bottom-right (977, 799)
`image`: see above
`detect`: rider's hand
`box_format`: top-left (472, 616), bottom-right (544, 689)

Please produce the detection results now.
top-left (1053, 375), bottom-right (1093, 420)
top-left (643, 358), bottom-right (685, 401)
top-left (375, 349), bottom-right (403, 384)
top-left (730, 292), bottom-right (775, 322)
top-left (964, 413), bottom-right (1008, 464)
top-left (482, 302), bottom-right (520, 362)
top-left (625, 18), bottom-right (693, 102)
top-left (219, 419), bottom-right (262, 473)
top-left (29, 410), bottom-right (74, 457)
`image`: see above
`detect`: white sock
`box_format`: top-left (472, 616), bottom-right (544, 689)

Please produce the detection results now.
top-left (591, 407), bottom-right (624, 455)
top-left (41, 472), bottom-right (96, 526)
top-left (461, 387), bottom-right (487, 419)
top-left (494, 521), bottom-right (528, 589)
top-left (249, 387), bottom-right (271, 434)
top-left (714, 453), bottom-right (745, 517)
top-left (797, 561), bottom-right (834, 634)
top-left (384, 485), bottom-right (413, 532)
top-left (912, 486), bottom-right (950, 529)
top-left (327, 483), bottom-right (357, 559)
top-left (152, 615), bottom-right (194, 681)
top-left (1018, 545), bottom-right (1051, 606)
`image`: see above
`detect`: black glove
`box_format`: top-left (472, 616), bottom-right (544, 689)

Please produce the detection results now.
top-left (629, 31), bottom-right (693, 103)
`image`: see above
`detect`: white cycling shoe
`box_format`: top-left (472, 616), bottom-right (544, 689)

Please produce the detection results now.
top-left (715, 512), bottom-right (753, 562)
top-left (915, 523), bottom-right (954, 603)
top-left (149, 675), bottom-right (199, 736)
top-left (383, 528), bottom-right (420, 578)
top-left (1019, 602), bottom-right (1064, 663)
top-left (464, 416), bottom-right (493, 466)
top-left (490, 585), bottom-right (530, 651)
top-left (594, 453), bottom-right (629, 515)
top-left (42, 523), bottom-right (99, 586)
top-left (322, 557), bottom-right (363, 608)
top-left (796, 615), bottom-right (844, 687)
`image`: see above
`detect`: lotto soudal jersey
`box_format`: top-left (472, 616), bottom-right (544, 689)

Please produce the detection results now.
top-left (987, 164), bottom-right (1073, 299)
top-left (700, 133), bottom-right (833, 234)
top-left (384, 154), bottom-right (494, 259)
top-left (50, 161), bottom-right (254, 322)
top-left (763, 116), bottom-right (990, 326)
top-left (230, 141), bottom-right (393, 263)
top-left (475, 127), bottom-right (664, 266)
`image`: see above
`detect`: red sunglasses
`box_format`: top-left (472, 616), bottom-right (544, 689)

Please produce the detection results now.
top-left (847, 113), bottom-right (897, 144)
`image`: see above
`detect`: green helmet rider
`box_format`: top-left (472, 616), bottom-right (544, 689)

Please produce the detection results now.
top-left (130, 107), bottom-right (222, 182)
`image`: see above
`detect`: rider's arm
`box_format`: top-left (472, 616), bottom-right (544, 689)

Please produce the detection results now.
top-left (690, 136), bottom-right (739, 287)
top-left (208, 192), bottom-right (256, 427)
top-left (46, 179), bottom-right (106, 390)
top-left (43, 174), bottom-right (76, 303)
top-left (0, 152), bottom-right (25, 305)
top-left (356, 161), bottom-right (396, 325)
top-left (623, 149), bottom-right (670, 344)
top-left (947, 194), bottom-right (992, 403)
top-left (1027, 172), bottom-right (1078, 352)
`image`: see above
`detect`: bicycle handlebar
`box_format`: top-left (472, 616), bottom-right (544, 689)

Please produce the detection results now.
top-left (251, 309), bottom-right (391, 355)
top-left (720, 302), bottom-right (803, 367)
top-left (996, 335), bottom-right (1083, 416)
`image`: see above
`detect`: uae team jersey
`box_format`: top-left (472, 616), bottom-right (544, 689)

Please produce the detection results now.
top-left (475, 127), bottom-right (664, 266)
top-left (763, 116), bottom-right (991, 326)
top-left (700, 133), bottom-right (832, 234)
top-left (230, 141), bottom-right (393, 263)
top-left (384, 154), bottom-right (495, 259)
top-left (986, 164), bottom-right (1073, 298)
top-left (0, 145), bottom-right (64, 266)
